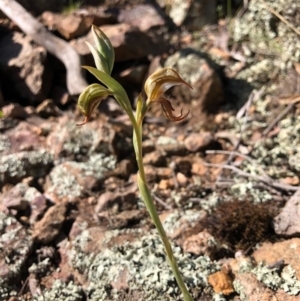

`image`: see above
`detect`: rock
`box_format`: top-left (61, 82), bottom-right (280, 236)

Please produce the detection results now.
top-left (143, 150), bottom-right (166, 166)
top-left (208, 271), bottom-right (235, 295)
top-left (33, 203), bottom-right (66, 244)
top-left (252, 238), bottom-right (300, 280)
top-left (46, 115), bottom-right (129, 160)
top-left (0, 150), bottom-right (53, 186)
top-left (71, 23), bottom-right (167, 63)
top-left (29, 194), bottom-right (48, 225)
top-left (234, 273), bottom-right (300, 301)
top-left (142, 139), bottom-right (155, 154)
top-left (167, 0), bottom-right (217, 30)
top-left (95, 190), bottom-right (137, 213)
top-left (118, 65), bottom-right (148, 85)
top-left (1, 103), bottom-right (27, 119)
top-left (118, 4), bottom-right (166, 32)
top-left (176, 172), bottom-right (188, 186)
top-left (45, 154), bottom-right (116, 203)
top-left (156, 136), bottom-right (186, 156)
top-left (184, 132), bottom-right (214, 152)
top-left (273, 189), bottom-right (300, 236)
top-left (0, 212), bottom-right (33, 286)
top-left (165, 49), bottom-right (224, 113)
top-left (83, 7), bottom-right (118, 26)
top-left (112, 159), bottom-right (135, 179)
top-left (41, 11), bottom-right (93, 40)
top-left (36, 99), bottom-right (61, 118)
top-left (0, 121), bottom-right (46, 155)
top-left (183, 230), bottom-right (217, 256)
top-left (0, 182), bottom-right (41, 211)
top-left (0, 32), bottom-right (52, 103)
top-left (191, 160), bottom-right (208, 176)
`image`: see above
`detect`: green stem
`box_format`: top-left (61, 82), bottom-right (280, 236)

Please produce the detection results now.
top-left (132, 119), bottom-right (194, 301)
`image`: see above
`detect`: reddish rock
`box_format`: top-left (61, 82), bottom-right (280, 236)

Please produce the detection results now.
top-left (41, 11), bottom-right (93, 40)
top-left (208, 271), bottom-right (235, 295)
top-left (143, 150), bottom-right (166, 167)
top-left (118, 4), bottom-right (166, 32)
top-left (183, 230), bottom-right (217, 256)
top-left (252, 238), bottom-right (300, 280)
top-left (0, 32), bottom-right (52, 102)
top-left (176, 172), bottom-right (188, 186)
top-left (36, 99), bottom-right (61, 118)
top-left (71, 23), bottom-right (167, 62)
top-left (3, 121), bottom-right (46, 154)
top-left (1, 103), bottom-right (27, 119)
top-left (95, 190), bottom-right (137, 213)
top-left (0, 182), bottom-right (41, 211)
top-left (234, 273), bottom-right (300, 301)
top-left (33, 203), bottom-right (66, 244)
top-left (184, 132), bottom-right (214, 152)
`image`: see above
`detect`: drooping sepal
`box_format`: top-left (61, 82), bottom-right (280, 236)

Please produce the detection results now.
top-left (77, 83), bottom-right (110, 125)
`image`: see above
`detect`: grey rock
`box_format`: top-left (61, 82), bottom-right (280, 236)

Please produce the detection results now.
top-left (274, 189), bottom-right (300, 236)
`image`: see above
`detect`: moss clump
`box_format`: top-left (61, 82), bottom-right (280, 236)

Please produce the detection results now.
top-left (203, 200), bottom-right (276, 251)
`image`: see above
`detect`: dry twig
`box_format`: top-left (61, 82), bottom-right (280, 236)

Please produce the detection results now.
top-left (204, 162), bottom-right (299, 192)
top-left (258, 0), bottom-right (300, 37)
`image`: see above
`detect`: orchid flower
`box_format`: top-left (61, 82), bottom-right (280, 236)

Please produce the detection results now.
top-left (144, 68), bottom-right (192, 121)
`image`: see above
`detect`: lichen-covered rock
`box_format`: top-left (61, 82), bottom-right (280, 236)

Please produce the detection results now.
top-left (69, 228), bottom-right (219, 300)
top-left (46, 115), bottom-right (131, 160)
top-left (45, 154), bottom-right (116, 203)
top-left (232, 0), bottom-right (300, 66)
top-left (0, 121), bottom-right (46, 155)
top-left (0, 150), bottom-right (53, 186)
top-left (0, 182), bottom-right (41, 211)
top-left (164, 49), bottom-right (224, 113)
top-left (0, 212), bottom-right (33, 298)
top-left (32, 280), bottom-right (83, 301)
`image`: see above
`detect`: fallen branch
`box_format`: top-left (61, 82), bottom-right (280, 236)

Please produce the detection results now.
top-left (0, 0), bottom-right (88, 95)
top-left (203, 162), bottom-right (300, 192)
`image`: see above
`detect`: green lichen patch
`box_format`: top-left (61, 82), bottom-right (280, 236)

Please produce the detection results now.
top-left (0, 212), bottom-right (33, 299)
top-left (0, 149), bottom-right (53, 186)
top-left (69, 228), bottom-right (219, 300)
top-left (46, 153), bottom-right (116, 202)
top-left (232, 0), bottom-right (300, 65)
top-left (32, 280), bottom-right (83, 301)
top-left (252, 263), bottom-right (300, 295)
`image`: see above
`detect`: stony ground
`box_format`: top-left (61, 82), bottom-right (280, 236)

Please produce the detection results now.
top-left (1, 0), bottom-right (300, 300)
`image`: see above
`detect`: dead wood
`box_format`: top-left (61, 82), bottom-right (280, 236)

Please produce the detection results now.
top-left (0, 0), bottom-right (88, 95)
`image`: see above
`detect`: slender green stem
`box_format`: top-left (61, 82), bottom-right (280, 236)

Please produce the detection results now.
top-left (132, 121), bottom-right (194, 301)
